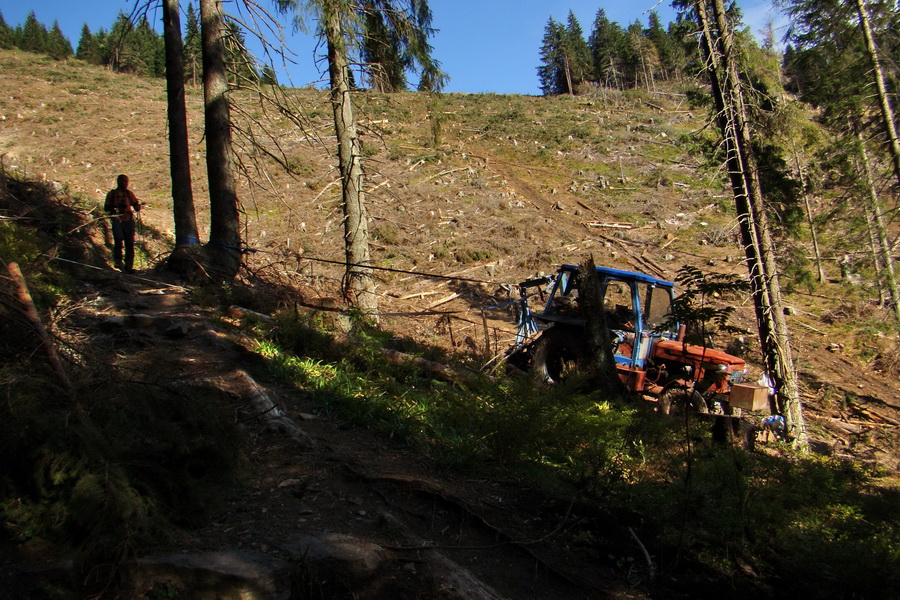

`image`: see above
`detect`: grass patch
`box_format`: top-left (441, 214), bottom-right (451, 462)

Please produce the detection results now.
top-left (255, 312), bottom-right (645, 482)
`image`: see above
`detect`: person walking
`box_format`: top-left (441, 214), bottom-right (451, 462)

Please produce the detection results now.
top-left (104, 174), bottom-right (142, 273)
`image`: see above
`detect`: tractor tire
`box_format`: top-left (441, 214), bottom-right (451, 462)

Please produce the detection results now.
top-left (658, 386), bottom-right (709, 416)
top-left (531, 327), bottom-right (587, 384)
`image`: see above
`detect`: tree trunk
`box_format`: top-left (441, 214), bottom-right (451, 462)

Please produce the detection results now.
top-left (579, 256), bottom-right (627, 397)
top-left (855, 0), bottom-right (900, 189)
top-left (162, 0), bottom-right (202, 274)
top-left (201, 0), bottom-right (241, 280)
top-left (857, 130), bottom-right (900, 320)
top-left (324, 3), bottom-right (379, 319)
top-left (791, 148), bottom-right (827, 283)
top-left (697, 0), bottom-right (808, 446)
top-left (864, 205), bottom-right (887, 307)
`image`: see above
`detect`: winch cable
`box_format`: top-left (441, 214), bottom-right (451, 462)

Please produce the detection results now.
top-left (239, 244), bottom-right (508, 288)
top-left (40, 248), bottom-right (534, 306)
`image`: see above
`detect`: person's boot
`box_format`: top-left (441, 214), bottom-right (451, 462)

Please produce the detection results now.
top-left (114, 242), bottom-right (124, 269)
top-left (124, 246), bottom-right (135, 273)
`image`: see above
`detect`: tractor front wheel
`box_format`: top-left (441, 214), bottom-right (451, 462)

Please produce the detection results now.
top-left (658, 386), bottom-right (709, 416)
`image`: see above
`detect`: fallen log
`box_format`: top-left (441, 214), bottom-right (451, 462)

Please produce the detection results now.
top-left (235, 370), bottom-right (314, 447)
top-left (381, 349), bottom-right (462, 383)
top-left (7, 261), bottom-right (76, 400)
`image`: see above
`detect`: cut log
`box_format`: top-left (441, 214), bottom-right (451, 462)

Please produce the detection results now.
top-left (428, 293), bottom-right (460, 309)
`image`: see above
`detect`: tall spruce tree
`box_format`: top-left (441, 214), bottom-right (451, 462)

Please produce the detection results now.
top-left (76, 24), bottom-right (95, 61)
top-left (781, 0), bottom-right (900, 187)
top-left (688, 0), bottom-right (808, 444)
top-left (107, 13), bottom-right (132, 72)
top-left (564, 11), bottom-right (591, 90)
top-left (360, 0), bottom-right (444, 92)
top-left (47, 21), bottom-right (73, 60)
top-left (537, 18), bottom-right (569, 95)
top-left (276, 0), bottom-right (444, 318)
top-left (646, 11), bottom-right (676, 78)
top-left (538, 13), bottom-right (591, 96)
top-left (20, 12), bottom-right (48, 54)
top-left (361, 0), bottom-right (406, 91)
top-left (225, 20), bottom-right (260, 86)
top-left (0, 12), bottom-right (12, 49)
top-left (624, 19), bottom-right (661, 89)
top-left (588, 9), bottom-right (627, 89)
top-left (781, 0), bottom-right (900, 318)
top-left (201, 0), bottom-right (242, 280)
top-left (162, 0), bottom-right (201, 275)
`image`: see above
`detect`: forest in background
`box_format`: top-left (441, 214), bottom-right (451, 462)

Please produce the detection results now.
top-left (539, 1), bottom-right (900, 321)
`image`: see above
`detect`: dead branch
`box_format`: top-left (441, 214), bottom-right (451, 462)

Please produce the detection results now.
top-left (628, 527), bottom-right (656, 580)
top-left (381, 349), bottom-right (462, 383)
top-left (584, 221), bottom-right (633, 229)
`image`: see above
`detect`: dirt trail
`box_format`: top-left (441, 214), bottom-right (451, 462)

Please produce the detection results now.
top-left (39, 267), bottom-right (642, 600)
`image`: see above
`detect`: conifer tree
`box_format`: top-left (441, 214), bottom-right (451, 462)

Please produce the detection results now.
top-left (260, 64), bottom-right (278, 85)
top-left (588, 9), bottom-right (627, 89)
top-left (625, 19), bottom-right (660, 89)
top-left (537, 18), bottom-right (569, 95)
top-left (688, 0), bottom-right (808, 444)
top-left (47, 21), bottom-right (73, 60)
top-left (201, 0), bottom-right (242, 280)
top-left (20, 12), bottom-right (48, 54)
top-left (107, 12), bottom-right (132, 72)
top-left (564, 11), bottom-right (592, 90)
top-left (162, 0), bottom-right (201, 275)
top-left (276, 0), bottom-right (444, 317)
top-left (225, 20), bottom-right (260, 86)
top-left (360, 0), bottom-right (444, 92)
top-left (362, 0), bottom-right (406, 91)
top-left (90, 28), bottom-right (112, 66)
top-left (781, 0), bottom-right (900, 317)
top-left (537, 14), bottom-right (590, 96)
top-left (781, 0), bottom-right (900, 189)
top-left (76, 24), bottom-right (95, 61)
top-left (646, 11), bottom-right (676, 78)
top-left (183, 3), bottom-right (202, 85)
top-left (133, 16), bottom-right (165, 77)
top-left (0, 12), bottom-right (14, 49)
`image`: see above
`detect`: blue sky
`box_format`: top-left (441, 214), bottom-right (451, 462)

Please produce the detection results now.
top-left (1, 0), bottom-right (784, 94)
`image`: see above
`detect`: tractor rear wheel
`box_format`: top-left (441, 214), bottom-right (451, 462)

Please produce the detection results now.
top-left (659, 387), bottom-right (709, 416)
top-left (532, 327), bottom-right (587, 384)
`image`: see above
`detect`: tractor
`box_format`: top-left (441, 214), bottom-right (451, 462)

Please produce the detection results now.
top-left (510, 264), bottom-right (769, 417)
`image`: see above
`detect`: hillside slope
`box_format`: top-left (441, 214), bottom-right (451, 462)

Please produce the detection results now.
top-left (1, 50), bottom-right (898, 467)
top-left (3, 47), bottom-right (900, 600)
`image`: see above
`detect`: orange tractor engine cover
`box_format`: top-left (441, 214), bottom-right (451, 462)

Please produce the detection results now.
top-left (652, 338), bottom-right (747, 382)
